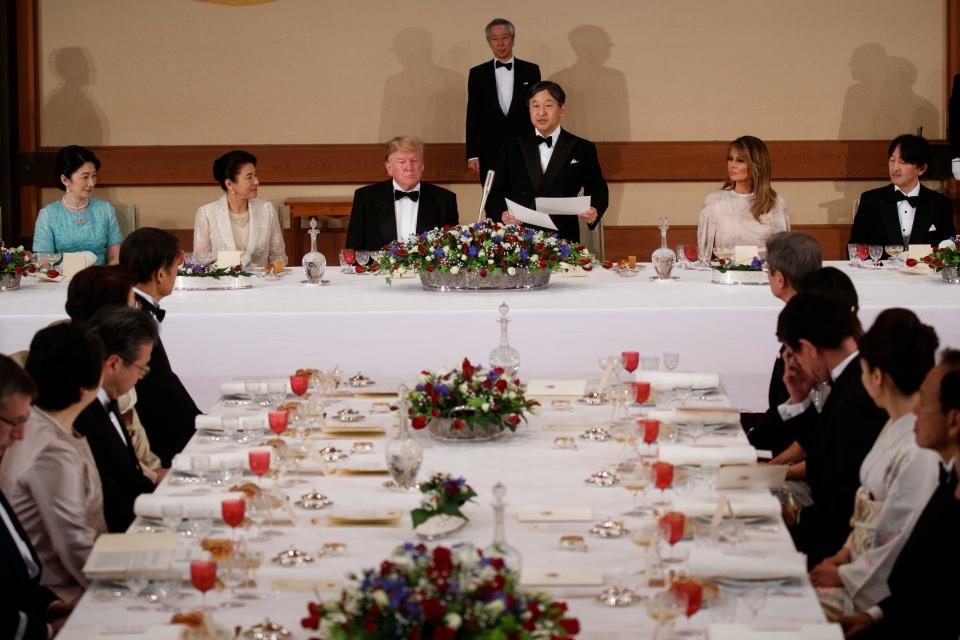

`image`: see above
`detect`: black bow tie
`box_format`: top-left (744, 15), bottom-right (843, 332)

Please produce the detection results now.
top-left (137, 295), bottom-right (165, 323)
top-left (536, 135), bottom-right (552, 148)
top-left (939, 464), bottom-right (956, 486)
top-left (894, 191), bottom-right (919, 208)
top-left (394, 190), bottom-right (420, 202)
top-left (495, 60), bottom-right (512, 70)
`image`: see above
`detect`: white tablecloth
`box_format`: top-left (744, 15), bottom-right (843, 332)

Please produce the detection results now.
top-left (2, 262), bottom-right (957, 413)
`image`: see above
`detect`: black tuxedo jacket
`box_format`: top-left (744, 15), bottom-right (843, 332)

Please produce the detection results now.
top-left (0, 490), bottom-right (57, 640)
top-left (874, 467), bottom-right (960, 639)
top-left (345, 181), bottom-right (459, 251)
top-left (466, 58), bottom-right (541, 181)
top-left (848, 184), bottom-right (955, 248)
top-left (789, 357), bottom-right (887, 567)
top-left (74, 399), bottom-right (155, 533)
top-left (745, 349), bottom-right (794, 457)
top-left (950, 73), bottom-right (960, 158)
top-left (134, 293), bottom-right (200, 467)
top-left (485, 129), bottom-right (609, 243)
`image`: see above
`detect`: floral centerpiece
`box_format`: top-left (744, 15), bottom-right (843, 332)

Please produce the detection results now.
top-left (408, 358), bottom-right (539, 442)
top-left (712, 256), bottom-right (764, 273)
top-left (301, 543), bottom-right (580, 640)
top-left (379, 220), bottom-right (593, 289)
top-left (914, 237), bottom-right (960, 283)
top-left (0, 245), bottom-right (37, 290)
top-left (177, 260), bottom-right (252, 279)
top-left (411, 474), bottom-right (477, 528)
top-left (710, 256), bottom-right (768, 286)
top-left (175, 259), bottom-right (254, 290)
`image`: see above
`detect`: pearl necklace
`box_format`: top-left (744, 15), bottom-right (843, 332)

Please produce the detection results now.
top-left (61, 195), bottom-right (89, 225)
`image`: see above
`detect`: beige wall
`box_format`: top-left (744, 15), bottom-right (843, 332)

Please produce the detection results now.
top-left (37, 0), bottom-right (948, 228)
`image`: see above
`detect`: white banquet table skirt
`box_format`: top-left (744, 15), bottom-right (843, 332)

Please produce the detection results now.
top-left (1, 262), bottom-right (958, 412)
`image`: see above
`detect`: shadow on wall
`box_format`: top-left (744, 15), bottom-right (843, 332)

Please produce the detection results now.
top-left (378, 28), bottom-right (466, 144)
top-left (821, 43), bottom-right (940, 224)
top-left (550, 25), bottom-right (631, 255)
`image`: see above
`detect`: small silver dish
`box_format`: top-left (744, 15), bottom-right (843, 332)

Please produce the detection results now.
top-left (589, 519), bottom-right (629, 538)
top-left (294, 491), bottom-right (333, 510)
top-left (584, 470), bottom-right (620, 486)
top-left (559, 534), bottom-right (588, 552)
top-left (334, 408), bottom-right (364, 422)
top-left (370, 401), bottom-right (392, 414)
top-left (383, 479), bottom-right (422, 490)
top-left (271, 546), bottom-right (314, 567)
top-left (351, 441), bottom-right (374, 454)
top-left (550, 399), bottom-right (573, 411)
top-left (598, 585), bottom-right (639, 607)
top-left (580, 426), bottom-right (611, 441)
top-left (579, 390), bottom-right (607, 406)
top-left (348, 373), bottom-right (375, 387)
top-left (318, 446), bottom-right (349, 463)
top-left (243, 619), bottom-right (292, 640)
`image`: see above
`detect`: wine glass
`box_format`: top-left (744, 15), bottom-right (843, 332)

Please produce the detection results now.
top-left (221, 498), bottom-right (245, 543)
top-left (248, 450), bottom-right (271, 486)
top-left (284, 441), bottom-right (312, 486)
top-left (245, 494), bottom-right (271, 543)
top-left (243, 378), bottom-right (268, 409)
top-left (221, 415), bottom-right (241, 443)
top-left (622, 466), bottom-right (651, 516)
top-left (662, 352), bottom-right (679, 371)
top-left (697, 245), bottom-right (712, 268)
top-left (740, 586), bottom-right (768, 620)
top-left (268, 410), bottom-right (288, 438)
top-left (621, 351), bottom-right (639, 374)
top-left (683, 245), bottom-right (699, 266)
top-left (640, 356), bottom-right (660, 371)
top-left (356, 250), bottom-right (371, 267)
top-left (266, 381), bottom-right (287, 409)
top-left (847, 243), bottom-right (858, 267)
top-left (639, 419), bottom-right (659, 456)
top-left (217, 557), bottom-right (246, 609)
top-left (124, 554), bottom-right (150, 611)
top-left (645, 590), bottom-right (683, 640)
top-left (673, 580), bottom-right (703, 632)
top-left (714, 243), bottom-right (735, 264)
top-left (675, 244), bottom-right (687, 269)
top-left (658, 511), bottom-right (686, 563)
top-left (632, 381), bottom-right (651, 405)
top-left (651, 461), bottom-right (674, 508)
top-left (339, 248), bottom-right (356, 273)
top-left (868, 245), bottom-right (883, 267)
top-left (684, 422), bottom-right (705, 444)
top-left (884, 244), bottom-right (904, 266)
top-left (239, 549), bottom-right (263, 600)
top-left (190, 560), bottom-right (217, 611)
top-left (290, 374), bottom-right (309, 397)
top-left (161, 503), bottom-right (183, 534)
top-left (710, 589), bottom-right (738, 622)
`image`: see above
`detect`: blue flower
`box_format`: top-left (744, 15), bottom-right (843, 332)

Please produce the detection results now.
top-left (519, 248), bottom-right (529, 261)
top-left (492, 236), bottom-right (502, 244)
top-left (468, 246), bottom-right (479, 257)
top-left (433, 248), bottom-right (445, 258)
top-left (523, 229), bottom-right (535, 240)
top-left (559, 245), bottom-right (572, 258)
top-left (750, 257), bottom-right (765, 269)
top-left (434, 383), bottom-right (450, 397)
top-left (415, 384), bottom-right (425, 392)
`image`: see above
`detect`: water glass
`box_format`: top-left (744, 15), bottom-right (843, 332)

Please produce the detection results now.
top-left (662, 352), bottom-right (679, 371)
top-left (868, 245), bottom-right (883, 266)
top-left (710, 589), bottom-right (738, 622)
top-left (266, 381), bottom-right (287, 409)
top-left (160, 503), bottom-right (183, 533)
top-left (222, 415), bottom-right (241, 443)
top-left (740, 586), bottom-right (768, 619)
top-left (640, 356), bottom-right (660, 371)
top-left (675, 244), bottom-right (687, 269)
top-left (356, 250), bottom-right (371, 267)
top-left (847, 243), bottom-right (858, 266)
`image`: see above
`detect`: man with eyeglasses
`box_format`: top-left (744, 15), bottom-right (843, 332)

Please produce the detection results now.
top-left (73, 306), bottom-right (158, 533)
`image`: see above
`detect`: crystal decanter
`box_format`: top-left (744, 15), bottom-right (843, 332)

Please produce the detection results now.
top-left (384, 384), bottom-right (423, 490)
top-left (301, 218), bottom-right (326, 284)
top-left (651, 216), bottom-right (676, 279)
top-left (483, 482), bottom-right (522, 572)
top-left (488, 301), bottom-right (521, 377)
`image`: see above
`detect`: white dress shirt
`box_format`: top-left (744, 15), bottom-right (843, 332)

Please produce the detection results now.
top-left (393, 180), bottom-right (421, 243)
top-left (97, 388), bottom-right (128, 446)
top-left (894, 182), bottom-right (920, 242)
top-left (494, 57), bottom-right (515, 116)
top-left (537, 127), bottom-right (561, 173)
top-left (777, 350), bottom-right (859, 420)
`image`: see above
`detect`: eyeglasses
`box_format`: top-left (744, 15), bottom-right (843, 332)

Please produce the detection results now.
top-left (0, 414), bottom-right (28, 429)
top-left (124, 360), bottom-right (151, 376)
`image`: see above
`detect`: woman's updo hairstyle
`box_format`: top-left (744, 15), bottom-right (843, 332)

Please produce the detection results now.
top-left (212, 150), bottom-right (257, 191)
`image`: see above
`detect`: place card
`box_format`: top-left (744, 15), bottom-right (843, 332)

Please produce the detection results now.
top-left (82, 533), bottom-right (178, 580)
top-left (320, 423), bottom-right (386, 437)
top-left (326, 509), bottom-right (402, 526)
top-left (734, 245), bottom-right (758, 264)
top-left (271, 579), bottom-right (341, 593)
top-left (559, 266), bottom-right (589, 277)
top-left (908, 243), bottom-right (933, 260)
top-left (542, 423), bottom-right (595, 432)
top-left (516, 507), bottom-right (593, 522)
top-left (520, 566), bottom-right (605, 587)
top-left (714, 464), bottom-right (788, 490)
top-left (60, 252), bottom-right (89, 280)
top-left (527, 380), bottom-right (587, 396)
top-left (337, 462), bottom-right (390, 475)
top-left (216, 250), bottom-right (243, 268)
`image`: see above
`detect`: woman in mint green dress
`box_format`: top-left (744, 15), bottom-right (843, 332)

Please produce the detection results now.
top-left (33, 146), bottom-right (122, 265)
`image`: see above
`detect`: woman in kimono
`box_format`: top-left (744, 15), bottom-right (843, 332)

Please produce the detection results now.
top-left (193, 149), bottom-right (286, 268)
top-left (810, 308), bottom-right (941, 619)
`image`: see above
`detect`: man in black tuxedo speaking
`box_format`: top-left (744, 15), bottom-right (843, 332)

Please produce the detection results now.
top-left (345, 136), bottom-right (459, 251)
top-left (465, 18), bottom-right (541, 183)
top-left (484, 80), bottom-right (608, 244)
top-left (848, 134), bottom-right (955, 249)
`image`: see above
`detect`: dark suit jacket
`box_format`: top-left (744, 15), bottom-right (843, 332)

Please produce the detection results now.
top-left (345, 181), bottom-right (459, 251)
top-left (134, 293), bottom-right (200, 467)
top-left (950, 73), bottom-right (960, 159)
top-left (788, 357), bottom-right (887, 567)
top-left (0, 490), bottom-right (58, 640)
top-left (74, 399), bottom-right (155, 533)
top-left (466, 58), bottom-right (541, 181)
top-left (745, 349), bottom-right (794, 457)
top-left (848, 184), bottom-right (955, 248)
top-left (485, 129), bottom-right (609, 243)
top-left (874, 467), bottom-right (959, 639)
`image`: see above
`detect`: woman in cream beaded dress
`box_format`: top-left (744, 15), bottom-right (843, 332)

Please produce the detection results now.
top-left (696, 136), bottom-right (790, 261)
top-left (809, 309), bottom-right (940, 620)
top-left (193, 150), bottom-right (286, 267)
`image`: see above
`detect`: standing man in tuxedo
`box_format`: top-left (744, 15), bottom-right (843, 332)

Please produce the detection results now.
top-left (346, 136), bottom-right (459, 251)
top-left (841, 350), bottom-right (960, 639)
top-left (120, 228), bottom-right (200, 467)
top-left (74, 307), bottom-right (158, 533)
top-left (950, 73), bottom-right (960, 181)
top-left (485, 80), bottom-right (608, 243)
top-left (0, 355), bottom-right (71, 639)
top-left (466, 18), bottom-right (541, 183)
top-left (848, 134), bottom-right (955, 249)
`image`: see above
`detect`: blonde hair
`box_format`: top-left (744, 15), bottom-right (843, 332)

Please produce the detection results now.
top-left (722, 135), bottom-right (778, 222)
top-left (384, 136), bottom-right (424, 162)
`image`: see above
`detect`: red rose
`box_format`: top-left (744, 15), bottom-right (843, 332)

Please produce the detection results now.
top-left (718, 258), bottom-right (726, 265)
top-left (14, 266), bottom-right (23, 274)
top-left (355, 265), bottom-right (366, 273)
top-left (432, 546), bottom-right (453, 572)
top-left (442, 224), bottom-right (451, 231)
top-left (418, 246), bottom-right (426, 254)
top-left (934, 259), bottom-right (944, 268)
top-left (461, 358), bottom-right (475, 379)
top-left (906, 258), bottom-right (918, 267)
top-left (508, 414), bottom-right (521, 426)
top-left (234, 265), bottom-right (242, 272)
top-left (558, 618), bottom-right (580, 635)
top-left (495, 379), bottom-right (507, 391)
top-left (47, 269), bottom-right (59, 278)
top-left (432, 408), bottom-right (440, 417)
top-left (432, 627), bottom-right (456, 640)
top-left (411, 416), bottom-right (428, 429)
top-left (453, 418), bottom-right (465, 430)
top-left (582, 264), bottom-right (593, 271)
top-left (427, 265), bottom-right (435, 272)
top-left (27, 264), bottom-right (36, 273)
top-left (482, 380), bottom-right (492, 389)
top-left (489, 557), bottom-right (504, 570)
top-left (479, 268), bottom-right (488, 277)
top-left (602, 261), bottom-right (613, 269)
top-left (421, 597), bottom-right (444, 621)
top-left (494, 367), bottom-right (504, 375)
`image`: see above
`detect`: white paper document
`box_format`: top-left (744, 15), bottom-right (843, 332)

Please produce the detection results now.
top-left (535, 196), bottom-right (591, 216)
top-left (505, 198), bottom-right (557, 230)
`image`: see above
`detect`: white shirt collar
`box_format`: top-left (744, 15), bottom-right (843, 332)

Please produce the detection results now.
top-left (536, 126), bottom-right (562, 143)
top-left (894, 182), bottom-right (921, 198)
top-left (97, 387), bottom-right (111, 408)
top-left (831, 349), bottom-right (859, 383)
top-left (133, 287), bottom-right (160, 309)
top-left (391, 180), bottom-right (421, 194)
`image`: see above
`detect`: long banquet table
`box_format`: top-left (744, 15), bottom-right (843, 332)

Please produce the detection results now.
top-left (1, 261), bottom-right (958, 414)
top-left (61, 377), bottom-right (836, 639)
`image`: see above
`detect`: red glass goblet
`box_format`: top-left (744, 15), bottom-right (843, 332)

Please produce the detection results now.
top-left (248, 450), bottom-right (271, 486)
top-left (632, 381), bottom-right (651, 405)
top-left (651, 460), bottom-right (674, 507)
top-left (640, 419), bottom-right (660, 445)
top-left (190, 560), bottom-right (217, 610)
top-left (673, 579), bottom-right (703, 618)
top-left (659, 511), bottom-right (686, 563)
top-left (856, 244), bottom-right (870, 261)
top-left (621, 351), bottom-right (640, 373)
top-left (683, 244), bottom-right (699, 262)
top-left (289, 374), bottom-right (309, 397)
top-left (221, 499), bottom-right (245, 541)
top-left (268, 411), bottom-right (288, 436)
top-left (342, 249), bottom-right (356, 267)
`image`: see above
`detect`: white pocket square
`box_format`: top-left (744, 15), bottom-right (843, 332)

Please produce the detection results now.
top-left (929, 224), bottom-right (937, 231)
top-left (570, 159), bottom-right (579, 165)
top-left (523, 82), bottom-right (529, 85)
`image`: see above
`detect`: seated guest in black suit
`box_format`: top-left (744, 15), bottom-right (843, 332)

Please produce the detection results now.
top-left (745, 232), bottom-right (822, 455)
top-left (346, 136), bottom-right (459, 251)
top-left (0, 355), bottom-right (71, 638)
top-left (74, 306), bottom-right (158, 533)
top-left (841, 350), bottom-right (960, 639)
top-left (466, 18), bottom-right (541, 182)
top-left (848, 134), bottom-right (955, 249)
top-left (486, 80), bottom-right (609, 243)
top-left (775, 292), bottom-right (887, 567)
top-left (951, 73), bottom-right (960, 181)
top-left (120, 228), bottom-right (201, 467)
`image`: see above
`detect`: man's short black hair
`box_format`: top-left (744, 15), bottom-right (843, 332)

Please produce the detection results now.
top-left (119, 227), bottom-right (180, 284)
top-left (26, 323), bottom-right (103, 411)
top-left (528, 80), bottom-right (565, 106)
top-left (0, 355), bottom-right (36, 408)
top-left (87, 305), bottom-right (158, 362)
top-left (887, 134), bottom-right (930, 168)
top-left (776, 292), bottom-right (854, 351)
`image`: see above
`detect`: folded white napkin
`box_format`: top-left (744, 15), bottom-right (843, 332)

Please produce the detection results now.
top-left (658, 443), bottom-right (757, 466)
top-left (708, 623), bottom-right (843, 640)
top-left (635, 371), bottom-right (720, 389)
top-left (171, 447), bottom-right (272, 472)
top-left (646, 409), bottom-right (739, 425)
top-left (687, 548), bottom-right (807, 580)
top-left (670, 492), bottom-right (780, 518)
top-left (133, 494), bottom-right (225, 519)
top-left (220, 378), bottom-right (292, 396)
top-left (195, 414), bottom-right (267, 431)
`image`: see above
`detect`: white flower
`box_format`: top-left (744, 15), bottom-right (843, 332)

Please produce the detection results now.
top-left (459, 383), bottom-right (469, 394)
top-left (449, 265), bottom-right (460, 274)
top-left (443, 246), bottom-right (450, 254)
top-left (484, 599), bottom-right (505, 616)
top-left (507, 267), bottom-right (516, 275)
top-left (461, 254), bottom-right (468, 261)
top-left (372, 590), bottom-right (389, 607)
top-left (481, 402), bottom-right (490, 412)
top-left (488, 259), bottom-right (494, 265)
top-left (426, 255), bottom-right (433, 262)
top-left (444, 613), bottom-right (462, 630)
top-left (478, 251), bottom-right (486, 258)
top-left (939, 239), bottom-right (957, 250)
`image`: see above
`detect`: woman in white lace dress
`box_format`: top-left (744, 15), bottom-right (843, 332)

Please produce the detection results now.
top-left (810, 308), bottom-right (940, 620)
top-left (193, 150), bottom-right (286, 267)
top-left (696, 136), bottom-right (790, 261)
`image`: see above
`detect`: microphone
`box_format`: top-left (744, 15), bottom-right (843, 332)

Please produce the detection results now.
top-left (478, 170), bottom-right (495, 223)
